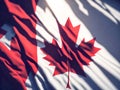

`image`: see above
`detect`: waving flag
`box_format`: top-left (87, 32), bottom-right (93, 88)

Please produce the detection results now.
top-left (0, 0), bottom-right (120, 90)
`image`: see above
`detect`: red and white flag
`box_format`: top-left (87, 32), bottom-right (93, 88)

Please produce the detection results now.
top-left (0, 0), bottom-right (120, 90)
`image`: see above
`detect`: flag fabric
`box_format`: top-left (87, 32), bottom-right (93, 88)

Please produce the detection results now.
top-left (0, 0), bottom-right (120, 90)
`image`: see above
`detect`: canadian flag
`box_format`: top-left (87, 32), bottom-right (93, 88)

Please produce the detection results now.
top-left (0, 0), bottom-right (120, 90)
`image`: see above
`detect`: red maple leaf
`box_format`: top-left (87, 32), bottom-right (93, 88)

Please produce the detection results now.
top-left (41, 18), bottom-right (100, 88)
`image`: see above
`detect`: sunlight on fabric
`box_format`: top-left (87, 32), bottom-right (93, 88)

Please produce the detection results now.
top-left (95, 0), bottom-right (106, 9)
top-left (75, 0), bottom-right (89, 16)
top-left (36, 4), bottom-right (61, 44)
top-left (94, 42), bottom-right (120, 66)
top-left (70, 74), bottom-right (92, 90)
top-left (36, 22), bottom-right (52, 43)
top-left (93, 0), bottom-right (120, 22)
top-left (46, 0), bottom-right (71, 24)
top-left (104, 3), bottom-right (120, 22)
top-left (84, 63), bottom-right (117, 90)
top-left (46, 0), bottom-right (81, 25)
top-left (93, 42), bottom-right (120, 80)
top-left (93, 50), bottom-right (120, 80)
top-left (87, 0), bottom-right (119, 24)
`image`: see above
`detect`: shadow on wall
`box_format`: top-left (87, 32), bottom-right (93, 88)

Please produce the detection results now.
top-left (65, 0), bottom-right (120, 61)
